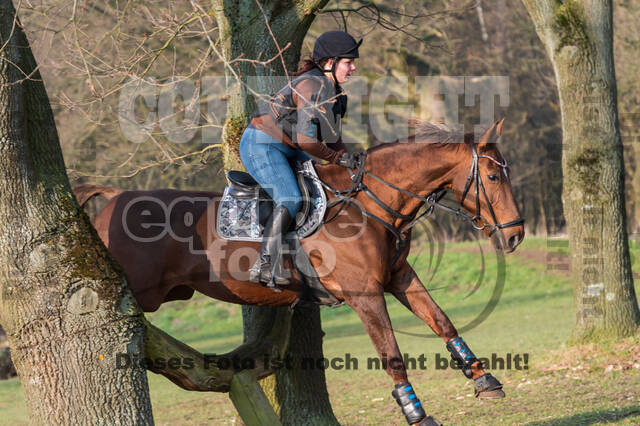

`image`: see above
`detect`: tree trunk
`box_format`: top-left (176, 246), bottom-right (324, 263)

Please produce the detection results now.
top-left (521, 0), bottom-right (640, 341)
top-left (242, 306), bottom-right (338, 425)
top-left (614, 0), bottom-right (640, 234)
top-left (212, 1), bottom-right (338, 423)
top-left (631, 142), bottom-right (640, 233)
top-left (0, 2), bottom-right (153, 423)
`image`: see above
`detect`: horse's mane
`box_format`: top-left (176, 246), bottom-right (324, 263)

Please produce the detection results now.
top-left (367, 119), bottom-right (468, 154)
top-left (409, 119), bottom-right (466, 144)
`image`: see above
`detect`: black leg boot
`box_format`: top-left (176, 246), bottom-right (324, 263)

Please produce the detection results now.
top-left (249, 205), bottom-right (292, 286)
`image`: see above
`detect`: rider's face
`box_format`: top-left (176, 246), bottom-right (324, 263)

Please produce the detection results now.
top-left (327, 58), bottom-right (357, 84)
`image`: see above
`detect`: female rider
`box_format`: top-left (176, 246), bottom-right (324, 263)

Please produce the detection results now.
top-left (239, 30), bottom-right (361, 286)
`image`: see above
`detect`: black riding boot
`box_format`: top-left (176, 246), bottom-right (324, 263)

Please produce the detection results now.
top-left (249, 205), bottom-right (292, 286)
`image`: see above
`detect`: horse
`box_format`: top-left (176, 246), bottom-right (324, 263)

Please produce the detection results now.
top-left (73, 118), bottom-right (524, 425)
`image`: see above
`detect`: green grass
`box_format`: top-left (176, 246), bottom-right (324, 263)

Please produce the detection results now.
top-left (0, 379), bottom-right (27, 423)
top-left (1, 237), bottom-right (639, 425)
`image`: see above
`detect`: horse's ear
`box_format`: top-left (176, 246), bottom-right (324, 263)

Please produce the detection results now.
top-left (479, 117), bottom-right (505, 145)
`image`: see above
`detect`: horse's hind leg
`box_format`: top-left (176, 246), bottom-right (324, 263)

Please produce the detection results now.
top-left (346, 279), bottom-right (442, 426)
top-left (388, 262), bottom-right (505, 399)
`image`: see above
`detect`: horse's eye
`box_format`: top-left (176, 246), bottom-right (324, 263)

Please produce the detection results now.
top-left (488, 174), bottom-right (499, 182)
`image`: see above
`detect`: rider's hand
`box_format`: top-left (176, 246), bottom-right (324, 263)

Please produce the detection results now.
top-left (336, 152), bottom-right (358, 169)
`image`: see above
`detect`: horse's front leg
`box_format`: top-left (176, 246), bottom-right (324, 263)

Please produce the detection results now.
top-left (345, 278), bottom-right (442, 426)
top-left (388, 262), bottom-right (505, 399)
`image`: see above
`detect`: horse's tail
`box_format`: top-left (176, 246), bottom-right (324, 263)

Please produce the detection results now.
top-left (72, 183), bottom-right (124, 207)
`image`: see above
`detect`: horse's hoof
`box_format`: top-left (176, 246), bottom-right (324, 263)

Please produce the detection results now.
top-left (418, 415), bottom-right (443, 426)
top-left (474, 373), bottom-right (505, 399)
top-left (476, 388), bottom-right (505, 399)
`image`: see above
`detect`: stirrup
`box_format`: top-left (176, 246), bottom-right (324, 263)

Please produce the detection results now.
top-left (248, 258), bottom-right (263, 283)
top-left (262, 257), bottom-right (291, 287)
top-left (248, 255), bottom-right (291, 287)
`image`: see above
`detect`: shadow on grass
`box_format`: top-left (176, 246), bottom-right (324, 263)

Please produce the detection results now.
top-left (525, 405), bottom-right (640, 425)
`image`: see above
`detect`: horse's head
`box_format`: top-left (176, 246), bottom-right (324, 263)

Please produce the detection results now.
top-left (451, 118), bottom-right (524, 253)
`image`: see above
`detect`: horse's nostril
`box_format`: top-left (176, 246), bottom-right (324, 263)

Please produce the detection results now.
top-left (508, 234), bottom-right (520, 250)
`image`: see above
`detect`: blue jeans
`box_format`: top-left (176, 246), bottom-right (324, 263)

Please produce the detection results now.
top-left (239, 126), bottom-right (310, 218)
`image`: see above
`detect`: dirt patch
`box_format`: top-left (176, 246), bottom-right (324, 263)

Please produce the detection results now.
top-left (441, 243), bottom-right (571, 276)
top-left (540, 337), bottom-right (640, 375)
top-left (442, 243), bottom-right (640, 280)
top-left (514, 247), bottom-right (640, 279)
top-left (515, 248), bottom-right (571, 277)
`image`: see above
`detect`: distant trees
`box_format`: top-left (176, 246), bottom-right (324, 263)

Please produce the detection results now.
top-left (357, 0), bottom-right (567, 237)
top-left (521, 0), bottom-right (640, 340)
top-left (12, 0), bottom-right (640, 238)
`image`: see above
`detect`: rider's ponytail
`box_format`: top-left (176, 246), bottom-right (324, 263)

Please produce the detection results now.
top-left (294, 56), bottom-right (328, 76)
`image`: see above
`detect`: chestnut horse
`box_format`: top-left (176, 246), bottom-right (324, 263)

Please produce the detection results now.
top-left (74, 119), bottom-right (523, 425)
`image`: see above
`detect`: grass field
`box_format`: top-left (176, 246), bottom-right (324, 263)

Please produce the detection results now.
top-left (1, 237), bottom-right (639, 425)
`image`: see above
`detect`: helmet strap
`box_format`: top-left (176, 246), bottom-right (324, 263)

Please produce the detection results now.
top-left (330, 56), bottom-right (339, 86)
top-left (318, 57), bottom-right (342, 89)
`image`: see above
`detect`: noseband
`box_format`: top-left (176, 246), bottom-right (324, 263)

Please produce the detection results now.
top-left (306, 143), bottom-right (525, 264)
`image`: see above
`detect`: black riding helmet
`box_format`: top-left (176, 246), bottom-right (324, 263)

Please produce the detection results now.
top-left (313, 30), bottom-right (362, 84)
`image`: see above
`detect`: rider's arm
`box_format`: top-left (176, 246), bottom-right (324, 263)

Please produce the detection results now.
top-left (293, 79), bottom-right (342, 163)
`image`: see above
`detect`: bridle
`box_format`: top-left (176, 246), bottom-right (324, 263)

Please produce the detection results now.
top-left (304, 143), bottom-right (524, 264)
top-left (459, 144), bottom-right (525, 234)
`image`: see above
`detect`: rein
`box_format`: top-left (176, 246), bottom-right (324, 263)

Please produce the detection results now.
top-left (304, 144), bottom-right (524, 264)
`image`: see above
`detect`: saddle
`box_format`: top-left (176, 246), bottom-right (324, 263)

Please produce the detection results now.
top-left (217, 160), bottom-right (339, 307)
top-left (217, 160), bottom-right (327, 242)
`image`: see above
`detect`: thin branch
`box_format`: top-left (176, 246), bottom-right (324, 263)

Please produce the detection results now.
top-left (140, 13), bottom-right (201, 79)
top-left (68, 143), bottom-right (221, 179)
